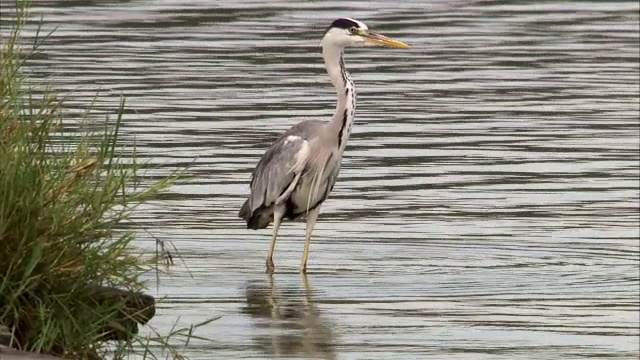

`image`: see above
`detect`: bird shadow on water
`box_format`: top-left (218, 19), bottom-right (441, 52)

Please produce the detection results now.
top-left (241, 275), bottom-right (337, 360)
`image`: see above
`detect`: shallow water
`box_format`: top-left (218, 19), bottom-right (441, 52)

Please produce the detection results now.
top-left (3, 0), bottom-right (640, 358)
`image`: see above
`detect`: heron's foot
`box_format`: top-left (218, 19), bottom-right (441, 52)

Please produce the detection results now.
top-left (265, 257), bottom-right (275, 274)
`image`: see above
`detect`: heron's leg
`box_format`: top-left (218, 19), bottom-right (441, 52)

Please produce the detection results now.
top-left (266, 209), bottom-right (284, 274)
top-left (301, 207), bottom-right (320, 273)
top-left (301, 273), bottom-right (312, 306)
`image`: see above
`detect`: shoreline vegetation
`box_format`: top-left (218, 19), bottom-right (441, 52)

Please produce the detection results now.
top-left (1, 1), bottom-right (207, 358)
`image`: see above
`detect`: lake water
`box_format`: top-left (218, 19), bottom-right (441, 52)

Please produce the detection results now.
top-left (3, 0), bottom-right (640, 359)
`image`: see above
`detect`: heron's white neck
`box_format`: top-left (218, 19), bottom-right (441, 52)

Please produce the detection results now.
top-left (323, 45), bottom-right (355, 153)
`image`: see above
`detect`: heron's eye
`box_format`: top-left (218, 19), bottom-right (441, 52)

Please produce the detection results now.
top-left (348, 27), bottom-right (357, 34)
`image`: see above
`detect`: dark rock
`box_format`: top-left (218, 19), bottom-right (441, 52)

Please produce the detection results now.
top-left (85, 285), bottom-right (156, 341)
top-left (1, 286), bottom-right (156, 355)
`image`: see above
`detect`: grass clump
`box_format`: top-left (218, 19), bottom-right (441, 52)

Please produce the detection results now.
top-left (1, 1), bottom-right (196, 358)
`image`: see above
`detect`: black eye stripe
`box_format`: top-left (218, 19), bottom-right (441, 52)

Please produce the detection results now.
top-left (330, 18), bottom-right (361, 30)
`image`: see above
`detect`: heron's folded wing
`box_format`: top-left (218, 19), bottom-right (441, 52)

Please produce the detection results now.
top-left (249, 135), bottom-right (310, 213)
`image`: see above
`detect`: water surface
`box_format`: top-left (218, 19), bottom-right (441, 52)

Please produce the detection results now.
top-left (4, 0), bottom-right (640, 359)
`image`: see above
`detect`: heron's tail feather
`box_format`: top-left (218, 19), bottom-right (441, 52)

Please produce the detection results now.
top-left (239, 199), bottom-right (273, 230)
top-left (238, 199), bottom-right (251, 219)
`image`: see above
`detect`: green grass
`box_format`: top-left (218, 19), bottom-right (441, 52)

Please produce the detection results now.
top-left (0, 1), bottom-right (207, 358)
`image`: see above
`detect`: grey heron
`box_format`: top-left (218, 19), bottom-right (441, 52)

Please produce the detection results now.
top-left (239, 18), bottom-right (409, 273)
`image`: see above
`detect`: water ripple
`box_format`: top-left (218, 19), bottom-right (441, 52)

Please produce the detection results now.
top-left (4, 0), bottom-right (638, 358)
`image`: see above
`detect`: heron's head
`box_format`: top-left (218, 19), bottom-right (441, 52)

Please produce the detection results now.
top-left (321, 18), bottom-right (409, 50)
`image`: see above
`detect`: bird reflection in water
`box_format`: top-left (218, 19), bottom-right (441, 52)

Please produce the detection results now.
top-left (242, 275), bottom-right (336, 360)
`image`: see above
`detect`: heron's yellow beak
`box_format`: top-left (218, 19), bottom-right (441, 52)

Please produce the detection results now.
top-left (362, 31), bottom-right (410, 49)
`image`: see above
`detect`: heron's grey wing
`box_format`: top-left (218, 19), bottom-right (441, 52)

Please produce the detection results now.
top-left (247, 134), bottom-right (311, 215)
top-left (282, 120), bottom-right (325, 140)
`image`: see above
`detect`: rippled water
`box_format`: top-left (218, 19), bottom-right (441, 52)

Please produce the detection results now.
top-left (3, 0), bottom-right (640, 358)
